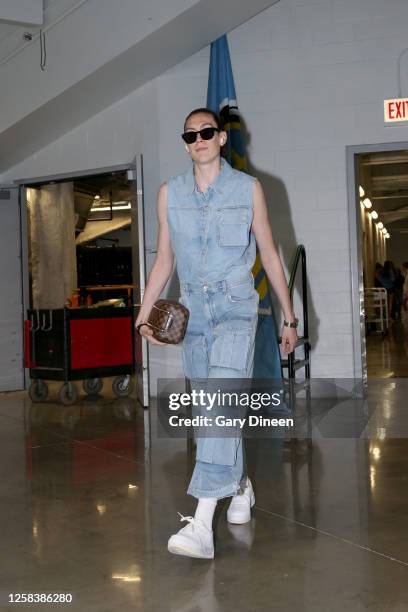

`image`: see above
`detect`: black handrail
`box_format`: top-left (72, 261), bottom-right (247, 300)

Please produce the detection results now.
top-left (284, 245), bottom-right (310, 379)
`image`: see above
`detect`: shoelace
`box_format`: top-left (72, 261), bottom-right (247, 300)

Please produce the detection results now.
top-left (177, 512), bottom-right (196, 529)
top-left (177, 512), bottom-right (197, 531)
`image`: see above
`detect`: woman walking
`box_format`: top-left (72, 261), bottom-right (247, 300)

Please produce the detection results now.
top-left (135, 108), bottom-right (298, 558)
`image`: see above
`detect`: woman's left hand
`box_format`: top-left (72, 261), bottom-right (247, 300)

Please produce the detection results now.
top-left (281, 326), bottom-right (298, 354)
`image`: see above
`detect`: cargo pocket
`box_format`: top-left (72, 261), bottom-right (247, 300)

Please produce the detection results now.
top-left (210, 331), bottom-right (252, 373)
top-left (195, 436), bottom-right (240, 467)
top-left (182, 333), bottom-right (208, 379)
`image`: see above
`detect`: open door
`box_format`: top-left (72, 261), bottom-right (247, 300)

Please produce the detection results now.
top-left (129, 154), bottom-right (150, 409)
top-left (17, 157), bottom-right (150, 408)
top-left (0, 185), bottom-right (25, 391)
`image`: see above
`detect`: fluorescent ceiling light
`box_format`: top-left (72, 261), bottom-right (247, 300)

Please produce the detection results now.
top-left (377, 221), bottom-right (384, 229)
top-left (90, 203), bottom-right (131, 212)
top-left (382, 227), bottom-right (387, 234)
top-left (362, 197), bottom-right (372, 209)
top-left (370, 210), bottom-right (378, 219)
top-left (385, 233), bottom-right (390, 238)
top-left (359, 186), bottom-right (365, 197)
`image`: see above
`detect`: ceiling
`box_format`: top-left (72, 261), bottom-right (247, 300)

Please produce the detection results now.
top-left (359, 151), bottom-right (408, 237)
top-left (0, 0), bottom-right (82, 65)
top-left (74, 171), bottom-right (131, 240)
top-left (0, 0), bottom-right (280, 172)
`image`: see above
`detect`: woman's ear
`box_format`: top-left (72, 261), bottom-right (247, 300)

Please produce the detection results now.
top-left (219, 131), bottom-right (227, 146)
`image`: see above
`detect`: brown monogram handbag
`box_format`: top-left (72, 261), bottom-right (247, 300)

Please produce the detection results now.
top-left (137, 299), bottom-right (189, 344)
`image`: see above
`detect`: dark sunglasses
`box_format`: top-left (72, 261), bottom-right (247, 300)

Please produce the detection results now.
top-left (181, 127), bottom-right (220, 144)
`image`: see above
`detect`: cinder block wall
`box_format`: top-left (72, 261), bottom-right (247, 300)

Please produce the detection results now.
top-left (157, 0), bottom-right (408, 377)
top-left (4, 0), bottom-right (408, 383)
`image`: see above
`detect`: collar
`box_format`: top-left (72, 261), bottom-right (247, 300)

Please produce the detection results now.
top-left (185, 158), bottom-right (232, 195)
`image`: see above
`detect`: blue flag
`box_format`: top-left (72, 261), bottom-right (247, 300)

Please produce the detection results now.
top-left (207, 34), bottom-right (282, 379)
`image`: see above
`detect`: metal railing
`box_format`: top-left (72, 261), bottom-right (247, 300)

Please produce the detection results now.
top-left (280, 245), bottom-right (311, 380)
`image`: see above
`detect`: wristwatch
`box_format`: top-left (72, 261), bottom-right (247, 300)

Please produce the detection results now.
top-left (283, 317), bottom-right (298, 328)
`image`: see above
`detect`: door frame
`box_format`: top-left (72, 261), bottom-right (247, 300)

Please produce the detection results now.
top-left (346, 140), bottom-right (408, 382)
top-left (15, 156), bottom-right (150, 408)
top-left (0, 184), bottom-right (25, 391)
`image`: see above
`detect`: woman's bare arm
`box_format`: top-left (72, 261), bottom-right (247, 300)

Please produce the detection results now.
top-left (135, 183), bottom-right (174, 345)
top-left (251, 178), bottom-right (297, 353)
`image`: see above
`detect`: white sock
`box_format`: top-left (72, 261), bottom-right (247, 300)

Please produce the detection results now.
top-left (194, 498), bottom-right (217, 531)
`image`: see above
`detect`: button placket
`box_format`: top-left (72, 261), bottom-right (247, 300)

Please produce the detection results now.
top-left (200, 202), bottom-right (210, 264)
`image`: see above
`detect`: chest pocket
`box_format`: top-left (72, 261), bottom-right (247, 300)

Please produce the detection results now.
top-left (216, 205), bottom-right (250, 247)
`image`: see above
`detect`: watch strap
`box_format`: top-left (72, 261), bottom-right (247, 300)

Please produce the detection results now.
top-left (283, 318), bottom-right (298, 328)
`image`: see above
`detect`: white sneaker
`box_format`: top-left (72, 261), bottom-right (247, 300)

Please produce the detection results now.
top-left (227, 479), bottom-right (255, 524)
top-left (168, 513), bottom-right (214, 559)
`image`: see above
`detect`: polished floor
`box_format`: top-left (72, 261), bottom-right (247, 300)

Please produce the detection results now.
top-left (1, 377), bottom-right (408, 611)
top-left (366, 314), bottom-right (408, 378)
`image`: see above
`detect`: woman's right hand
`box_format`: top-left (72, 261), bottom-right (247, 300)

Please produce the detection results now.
top-left (136, 322), bottom-right (167, 346)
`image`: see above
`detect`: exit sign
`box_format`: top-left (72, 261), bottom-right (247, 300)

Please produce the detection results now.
top-left (384, 98), bottom-right (408, 124)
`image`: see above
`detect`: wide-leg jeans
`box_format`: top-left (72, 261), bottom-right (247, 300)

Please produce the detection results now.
top-left (179, 277), bottom-right (259, 500)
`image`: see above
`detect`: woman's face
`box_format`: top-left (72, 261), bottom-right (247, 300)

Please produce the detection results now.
top-left (183, 112), bottom-right (227, 165)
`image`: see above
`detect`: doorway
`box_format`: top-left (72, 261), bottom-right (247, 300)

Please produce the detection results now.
top-left (347, 143), bottom-right (408, 380)
top-left (17, 158), bottom-right (149, 407)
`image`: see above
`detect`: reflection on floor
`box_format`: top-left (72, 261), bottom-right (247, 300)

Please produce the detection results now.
top-left (1, 380), bottom-right (408, 611)
top-left (366, 316), bottom-right (408, 378)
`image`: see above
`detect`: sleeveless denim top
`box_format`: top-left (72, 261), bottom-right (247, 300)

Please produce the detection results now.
top-left (167, 159), bottom-right (256, 286)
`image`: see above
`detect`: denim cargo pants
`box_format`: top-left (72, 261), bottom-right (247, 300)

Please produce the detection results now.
top-left (167, 159), bottom-right (258, 499)
top-left (180, 278), bottom-right (258, 499)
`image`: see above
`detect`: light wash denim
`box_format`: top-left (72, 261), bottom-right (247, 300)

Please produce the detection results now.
top-left (167, 159), bottom-right (258, 499)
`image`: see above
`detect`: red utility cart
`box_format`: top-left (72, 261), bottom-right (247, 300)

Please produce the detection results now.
top-left (25, 306), bottom-right (141, 405)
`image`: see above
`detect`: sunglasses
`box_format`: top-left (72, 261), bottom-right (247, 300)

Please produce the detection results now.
top-left (181, 127), bottom-right (220, 144)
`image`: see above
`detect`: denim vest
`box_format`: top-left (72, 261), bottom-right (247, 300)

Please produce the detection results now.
top-left (167, 159), bottom-right (256, 286)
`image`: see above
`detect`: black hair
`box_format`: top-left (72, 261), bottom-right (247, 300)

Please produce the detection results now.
top-left (183, 108), bottom-right (223, 132)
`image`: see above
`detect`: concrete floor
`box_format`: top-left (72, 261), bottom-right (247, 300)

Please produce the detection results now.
top-left (366, 316), bottom-right (408, 378)
top-left (1, 374), bottom-right (408, 611)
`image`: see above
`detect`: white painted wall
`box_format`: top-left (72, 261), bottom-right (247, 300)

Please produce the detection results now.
top-left (156, 0), bottom-right (408, 377)
top-left (4, 0), bottom-right (408, 382)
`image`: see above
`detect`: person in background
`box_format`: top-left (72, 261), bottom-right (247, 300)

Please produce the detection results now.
top-left (393, 267), bottom-right (405, 321)
top-left (380, 260), bottom-right (396, 321)
top-left (374, 262), bottom-right (383, 288)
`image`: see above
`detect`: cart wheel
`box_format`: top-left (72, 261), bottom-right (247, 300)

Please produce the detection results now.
top-left (28, 380), bottom-right (48, 403)
top-left (82, 378), bottom-right (103, 395)
top-left (112, 375), bottom-right (134, 398)
top-left (59, 383), bottom-right (79, 406)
